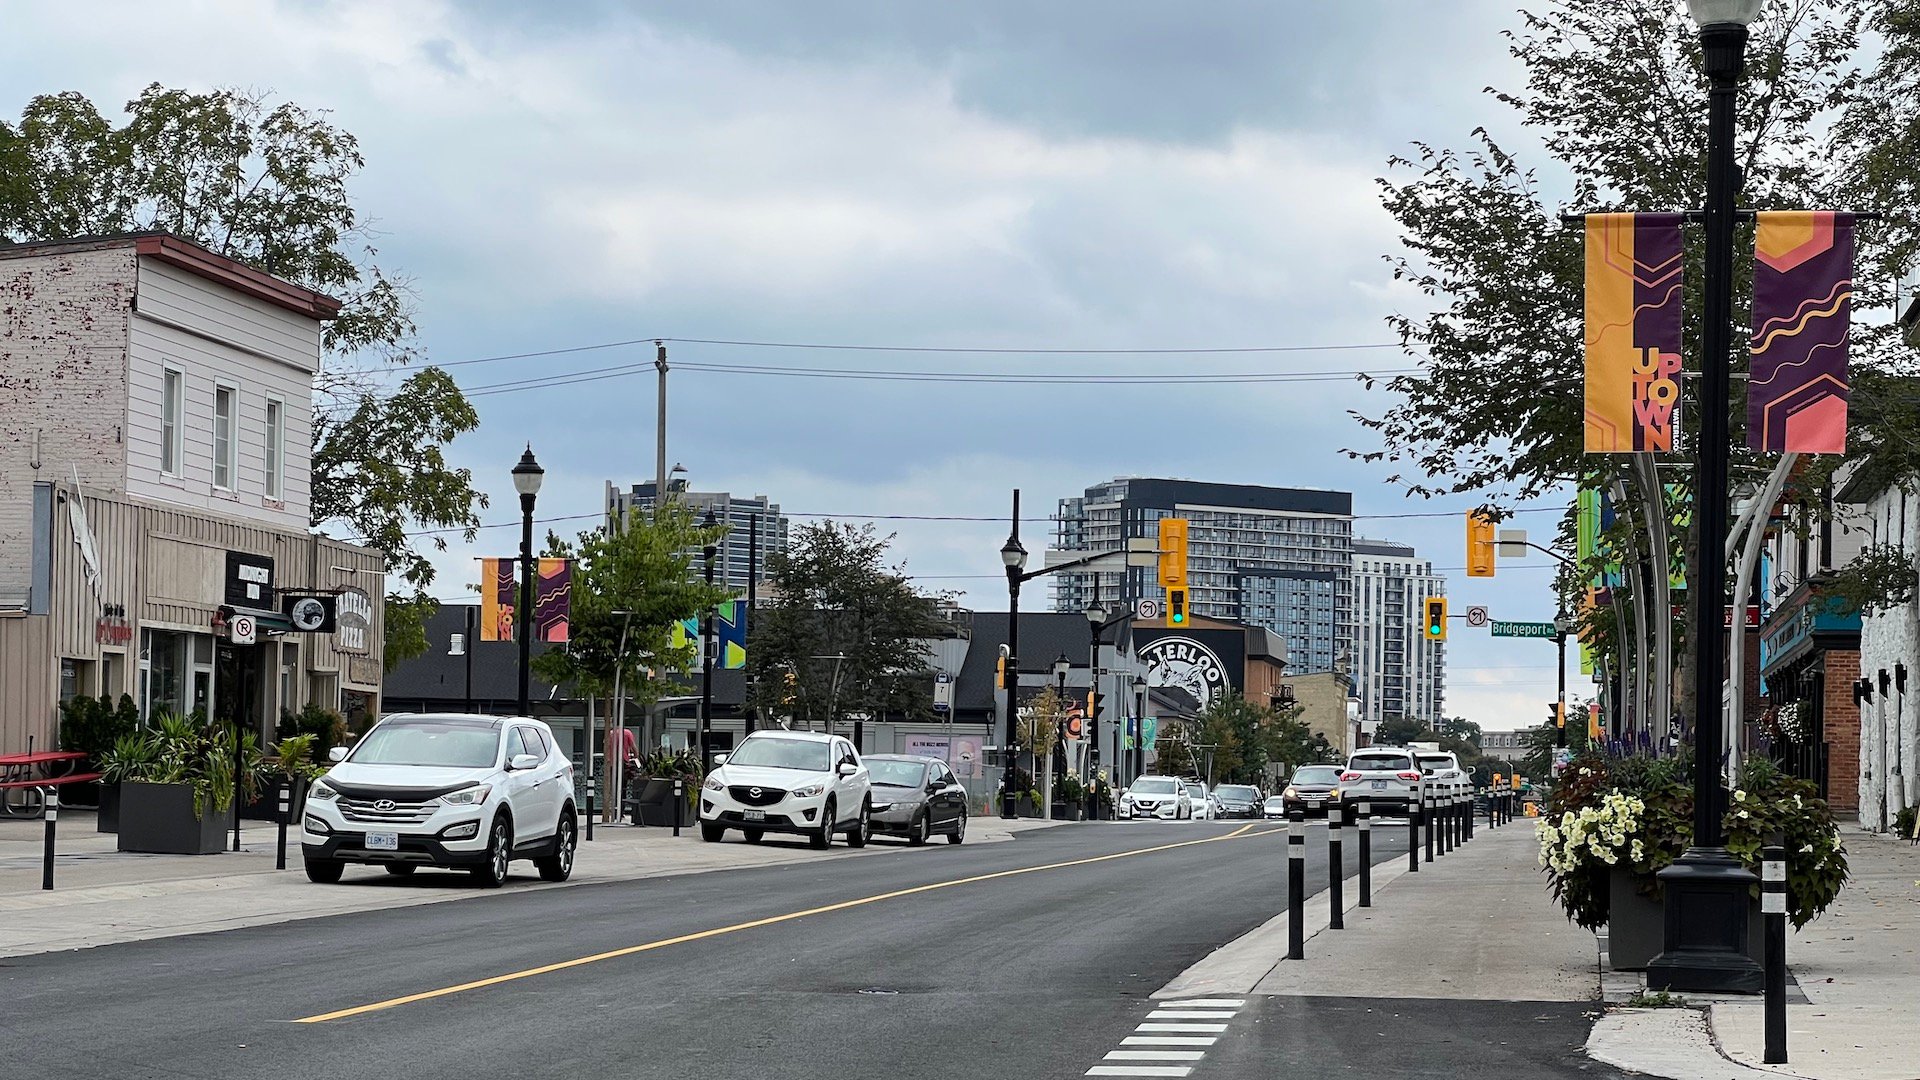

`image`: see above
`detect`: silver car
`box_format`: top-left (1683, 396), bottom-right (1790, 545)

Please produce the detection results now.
top-left (863, 754), bottom-right (968, 845)
top-left (1335, 748), bottom-right (1424, 823)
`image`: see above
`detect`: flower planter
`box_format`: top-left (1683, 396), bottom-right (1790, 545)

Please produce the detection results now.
top-left (96, 782), bottom-right (121, 833)
top-left (116, 781), bottom-right (228, 855)
top-left (1049, 803), bottom-right (1083, 821)
top-left (1607, 868), bottom-right (1766, 970)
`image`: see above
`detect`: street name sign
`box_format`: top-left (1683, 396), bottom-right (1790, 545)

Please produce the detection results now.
top-left (1490, 620), bottom-right (1556, 639)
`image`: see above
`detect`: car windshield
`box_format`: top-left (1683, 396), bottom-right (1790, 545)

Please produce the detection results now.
top-left (1418, 756), bottom-right (1457, 773)
top-left (1215, 786), bottom-right (1257, 800)
top-left (726, 737), bottom-right (833, 771)
top-left (1185, 783), bottom-right (1206, 797)
top-left (1264, 795), bottom-right (1287, 805)
top-left (868, 760), bottom-right (929, 788)
top-left (1131, 778), bottom-right (1180, 794)
top-left (1293, 766), bottom-right (1343, 785)
top-left (350, 721), bottom-right (501, 768)
top-left (1351, 753), bottom-right (1413, 772)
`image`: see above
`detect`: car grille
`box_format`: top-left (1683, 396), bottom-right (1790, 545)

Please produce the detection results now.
top-left (729, 785), bottom-right (787, 807)
top-left (336, 795), bottom-right (437, 826)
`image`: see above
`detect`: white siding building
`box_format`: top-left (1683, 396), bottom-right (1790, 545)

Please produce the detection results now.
top-left (1350, 539), bottom-right (1447, 728)
top-left (1842, 465), bottom-right (1918, 833)
top-left (0, 233), bottom-right (383, 754)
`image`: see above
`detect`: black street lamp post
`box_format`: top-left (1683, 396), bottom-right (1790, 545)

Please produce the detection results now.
top-left (999, 496), bottom-right (1028, 820)
top-left (511, 445), bottom-right (544, 717)
top-left (1554, 610), bottom-right (1572, 751)
top-left (1132, 674), bottom-right (1148, 785)
top-left (1053, 655), bottom-right (1071, 784)
top-left (699, 508), bottom-right (718, 775)
top-left (1648, 0), bottom-right (1767, 995)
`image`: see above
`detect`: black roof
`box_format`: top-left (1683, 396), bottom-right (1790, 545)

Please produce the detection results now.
top-left (954, 611), bottom-right (1117, 713)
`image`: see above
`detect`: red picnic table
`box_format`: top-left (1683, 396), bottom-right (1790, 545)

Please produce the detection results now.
top-left (0, 750), bottom-right (96, 818)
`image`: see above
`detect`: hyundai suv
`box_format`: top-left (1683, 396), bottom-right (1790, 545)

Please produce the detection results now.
top-left (1335, 748), bottom-right (1425, 823)
top-left (302, 713), bottom-right (577, 888)
top-left (698, 731), bottom-right (872, 849)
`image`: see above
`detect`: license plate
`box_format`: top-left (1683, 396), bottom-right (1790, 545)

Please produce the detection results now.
top-left (1306, 798), bottom-right (1323, 805)
top-left (365, 832), bottom-right (399, 851)
top-left (742, 809), bottom-right (766, 821)
top-left (1371, 780), bottom-right (1387, 790)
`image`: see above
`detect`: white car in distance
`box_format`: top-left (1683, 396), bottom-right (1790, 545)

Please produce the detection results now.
top-left (698, 731), bottom-right (872, 849)
top-left (1119, 775), bottom-right (1192, 819)
top-left (1184, 780), bottom-right (1217, 821)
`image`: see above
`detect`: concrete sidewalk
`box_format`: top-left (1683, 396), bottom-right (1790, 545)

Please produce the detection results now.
top-left (0, 807), bottom-right (1060, 958)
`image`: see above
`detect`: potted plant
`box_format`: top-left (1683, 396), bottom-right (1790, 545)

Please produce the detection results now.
top-left (260, 733), bottom-right (326, 823)
top-left (626, 750), bottom-right (704, 827)
top-left (1052, 774), bottom-right (1085, 821)
top-left (56, 693), bottom-right (138, 815)
top-left (116, 713), bottom-right (244, 855)
top-left (96, 728), bottom-right (160, 833)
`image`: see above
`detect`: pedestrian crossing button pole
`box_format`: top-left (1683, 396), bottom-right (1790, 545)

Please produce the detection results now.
top-left (1327, 811), bottom-right (1344, 930)
top-left (1287, 810), bottom-right (1306, 960)
top-left (1763, 844), bottom-right (1789, 1064)
top-left (1357, 799), bottom-right (1373, 907)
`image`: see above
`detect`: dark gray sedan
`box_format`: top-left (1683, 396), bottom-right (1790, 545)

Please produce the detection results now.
top-left (863, 755), bottom-right (968, 845)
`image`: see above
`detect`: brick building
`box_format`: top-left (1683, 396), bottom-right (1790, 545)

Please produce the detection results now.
top-left (0, 234), bottom-right (385, 754)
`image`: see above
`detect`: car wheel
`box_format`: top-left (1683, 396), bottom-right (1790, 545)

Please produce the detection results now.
top-left (810, 798), bottom-right (836, 850)
top-left (947, 812), bottom-right (966, 845)
top-left (845, 799), bottom-right (871, 848)
top-left (383, 863), bottom-right (417, 877)
top-left (699, 820), bottom-right (725, 843)
top-left (304, 857), bottom-right (344, 884)
top-left (743, 828), bottom-right (765, 844)
top-left (908, 811), bottom-right (930, 846)
top-left (473, 817), bottom-right (512, 888)
top-left (538, 812), bottom-right (577, 882)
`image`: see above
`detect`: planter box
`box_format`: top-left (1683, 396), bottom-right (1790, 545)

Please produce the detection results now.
top-left (1049, 803), bottom-right (1083, 821)
top-left (239, 778), bottom-right (308, 822)
top-left (117, 782), bottom-right (228, 855)
top-left (1607, 868), bottom-right (1765, 970)
top-left (626, 777), bottom-right (683, 828)
top-left (96, 782), bottom-right (120, 833)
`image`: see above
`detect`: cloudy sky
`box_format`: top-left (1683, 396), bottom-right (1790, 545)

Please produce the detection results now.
top-left (6, 0), bottom-right (1579, 731)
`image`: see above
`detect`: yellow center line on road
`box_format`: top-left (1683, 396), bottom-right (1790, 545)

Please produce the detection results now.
top-left (295, 822), bottom-right (1270, 1023)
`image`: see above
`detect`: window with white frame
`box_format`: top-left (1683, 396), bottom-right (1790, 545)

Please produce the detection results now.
top-left (213, 385), bottom-right (236, 489)
top-left (161, 368), bottom-right (183, 476)
top-left (264, 398), bottom-right (284, 499)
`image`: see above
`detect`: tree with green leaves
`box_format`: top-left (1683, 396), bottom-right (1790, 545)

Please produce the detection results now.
top-left (532, 504), bottom-right (732, 713)
top-left (745, 522), bottom-right (948, 729)
top-left (0, 83), bottom-right (484, 668)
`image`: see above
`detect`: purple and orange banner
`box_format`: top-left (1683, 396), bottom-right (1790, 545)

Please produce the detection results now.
top-left (1584, 213), bottom-right (1684, 453)
top-left (1748, 211), bottom-right (1854, 453)
top-left (478, 558), bottom-right (570, 642)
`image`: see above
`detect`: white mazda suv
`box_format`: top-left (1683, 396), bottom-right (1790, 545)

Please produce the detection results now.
top-left (699, 731), bottom-right (872, 849)
top-left (301, 713), bottom-right (577, 888)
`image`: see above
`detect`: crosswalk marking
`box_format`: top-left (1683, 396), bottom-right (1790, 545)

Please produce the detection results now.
top-left (1085, 1067), bottom-right (1193, 1078)
top-left (1105, 1050), bottom-right (1206, 1061)
top-left (1134, 1022), bottom-right (1228, 1033)
top-left (1122, 1036), bottom-right (1217, 1047)
top-left (1088, 997), bottom-right (1240, 1076)
top-left (1158, 998), bottom-right (1244, 1008)
top-left (1146, 1010), bottom-right (1236, 1019)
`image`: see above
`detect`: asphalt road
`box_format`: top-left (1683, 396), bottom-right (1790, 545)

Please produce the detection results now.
top-left (0, 817), bottom-right (1601, 1079)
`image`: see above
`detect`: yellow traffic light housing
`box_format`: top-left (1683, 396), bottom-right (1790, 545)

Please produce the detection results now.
top-left (1467, 511), bottom-right (1496, 578)
top-left (1157, 517), bottom-right (1189, 589)
top-left (1167, 587), bottom-right (1189, 626)
top-left (1423, 597), bottom-right (1448, 641)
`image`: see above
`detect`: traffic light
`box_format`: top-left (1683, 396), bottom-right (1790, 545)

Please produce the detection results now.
top-left (1167, 587), bottom-right (1188, 626)
top-left (1466, 511), bottom-right (1496, 578)
top-left (1157, 517), bottom-right (1189, 589)
top-left (1423, 596), bottom-right (1448, 641)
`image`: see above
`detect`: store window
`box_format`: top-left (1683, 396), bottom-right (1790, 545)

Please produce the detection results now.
top-left (147, 629), bottom-right (186, 717)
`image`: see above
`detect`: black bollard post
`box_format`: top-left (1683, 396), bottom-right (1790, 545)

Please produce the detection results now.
top-left (673, 777), bottom-right (684, 838)
top-left (1763, 843), bottom-right (1788, 1064)
top-left (1408, 793), bottom-right (1421, 873)
top-left (1424, 789), bottom-right (1435, 863)
top-left (1464, 786), bottom-right (1474, 840)
top-left (1328, 812), bottom-right (1344, 930)
top-left (276, 781), bottom-right (291, 871)
top-left (41, 787), bottom-right (57, 891)
top-left (1287, 810), bottom-right (1305, 960)
top-left (1358, 799), bottom-right (1373, 907)
top-left (585, 775), bottom-right (596, 842)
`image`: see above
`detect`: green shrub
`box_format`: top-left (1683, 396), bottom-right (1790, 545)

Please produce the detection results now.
top-left (57, 693), bottom-right (139, 766)
top-left (277, 703), bottom-right (348, 761)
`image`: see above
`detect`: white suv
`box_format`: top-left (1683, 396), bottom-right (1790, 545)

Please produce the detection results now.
top-left (698, 731), bottom-right (872, 849)
top-left (1119, 775), bottom-right (1193, 819)
top-left (302, 713), bottom-right (576, 888)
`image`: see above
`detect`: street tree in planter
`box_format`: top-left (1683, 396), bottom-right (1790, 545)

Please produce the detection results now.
top-left (110, 713), bottom-right (255, 855)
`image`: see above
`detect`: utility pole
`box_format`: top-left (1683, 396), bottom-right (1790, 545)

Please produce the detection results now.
top-left (654, 340), bottom-right (669, 507)
top-left (745, 513), bottom-right (759, 736)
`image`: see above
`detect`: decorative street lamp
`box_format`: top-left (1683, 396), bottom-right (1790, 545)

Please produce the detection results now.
top-left (511, 445), bottom-right (544, 717)
top-left (1132, 673), bottom-right (1149, 785)
top-left (1648, 0), bottom-right (1769, 996)
top-left (1553, 610), bottom-right (1573, 751)
top-left (699, 508), bottom-right (719, 775)
top-left (999, 511), bottom-right (1029, 820)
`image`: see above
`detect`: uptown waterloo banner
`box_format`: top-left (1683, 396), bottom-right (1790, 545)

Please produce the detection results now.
top-left (1749, 211), bottom-right (1855, 453)
top-left (479, 558), bottom-right (571, 642)
top-left (1584, 213), bottom-right (1684, 453)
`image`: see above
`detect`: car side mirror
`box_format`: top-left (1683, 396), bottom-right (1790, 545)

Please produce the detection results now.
top-left (712, 754), bottom-right (728, 767)
top-left (837, 762), bottom-right (857, 777)
top-left (509, 754), bottom-right (541, 771)
top-left (327, 746), bottom-right (348, 763)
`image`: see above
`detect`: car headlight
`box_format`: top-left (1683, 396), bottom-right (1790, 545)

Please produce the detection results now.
top-left (440, 784), bottom-right (493, 806)
top-left (792, 782), bottom-right (826, 798)
top-left (870, 802), bottom-right (894, 812)
top-left (1282, 787), bottom-right (1298, 798)
top-left (309, 780), bottom-right (339, 801)
top-left (704, 775), bottom-right (725, 792)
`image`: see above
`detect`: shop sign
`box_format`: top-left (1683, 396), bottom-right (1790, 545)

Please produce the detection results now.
top-left (1136, 636), bottom-right (1232, 710)
top-left (224, 551), bottom-right (276, 610)
top-left (95, 602), bottom-right (132, 646)
top-left (336, 588), bottom-right (373, 655)
top-left (346, 654), bottom-right (381, 687)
